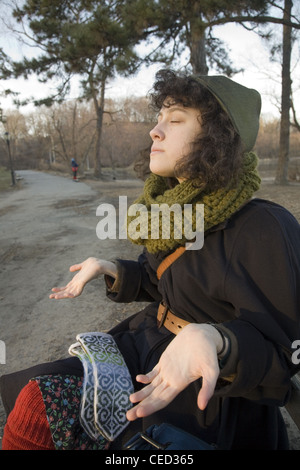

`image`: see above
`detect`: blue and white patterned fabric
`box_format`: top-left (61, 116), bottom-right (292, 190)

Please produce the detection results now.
top-left (68, 332), bottom-right (134, 442)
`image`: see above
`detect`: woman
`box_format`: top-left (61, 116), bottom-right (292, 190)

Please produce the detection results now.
top-left (1, 70), bottom-right (299, 450)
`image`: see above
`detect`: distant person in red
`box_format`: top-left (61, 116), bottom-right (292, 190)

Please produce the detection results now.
top-left (71, 158), bottom-right (79, 180)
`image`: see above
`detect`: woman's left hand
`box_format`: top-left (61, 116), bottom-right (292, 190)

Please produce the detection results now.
top-left (126, 323), bottom-right (222, 421)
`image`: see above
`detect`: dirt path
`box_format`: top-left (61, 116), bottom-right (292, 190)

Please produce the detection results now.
top-left (0, 170), bottom-right (144, 366)
top-left (0, 170), bottom-right (299, 449)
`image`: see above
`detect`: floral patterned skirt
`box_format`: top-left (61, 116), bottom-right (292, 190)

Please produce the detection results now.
top-left (33, 375), bottom-right (109, 450)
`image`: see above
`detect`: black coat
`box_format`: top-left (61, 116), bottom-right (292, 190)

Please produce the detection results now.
top-left (107, 198), bottom-right (300, 449)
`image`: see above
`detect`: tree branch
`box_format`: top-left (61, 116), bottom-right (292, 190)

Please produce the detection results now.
top-left (291, 97), bottom-right (300, 131)
top-left (207, 14), bottom-right (300, 30)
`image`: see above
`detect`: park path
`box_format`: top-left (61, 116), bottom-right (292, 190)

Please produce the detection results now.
top-left (0, 170), bottom-right (96, 245)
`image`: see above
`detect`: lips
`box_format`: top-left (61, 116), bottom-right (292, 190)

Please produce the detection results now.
top-left (151, 147), bottom-right (164, 153)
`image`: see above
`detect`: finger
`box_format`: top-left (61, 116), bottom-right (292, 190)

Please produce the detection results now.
top-left (130, 369), bottom-right (161, 401)
top-left (135, 368), bottom-right (159, 385)
top-left (69, 264), bottom-right (82, 272)
top-left (49, 287), bottom-right (67, 298)
top-left (51, 287), bottom-right (66, 292)
top-left (129, 382), bottom-right (156, 404)
top-left (126, 404), bottom-right (143, 421)
top-left (49, 291), bottom-right (75, 299)
top-left (127, 394), bottom-right (156, 421)
top-left (128, 369), bottom-right (160, 406)
top-left (127, 382), bottom-right (178, 421)
top-left (49, 285), bottom-right (76, 298)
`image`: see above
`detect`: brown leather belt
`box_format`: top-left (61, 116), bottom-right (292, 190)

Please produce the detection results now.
top-left (157, 302), bottom-right (190, 335)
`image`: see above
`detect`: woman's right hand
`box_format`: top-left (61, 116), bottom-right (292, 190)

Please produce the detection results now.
top-left (49, 257), bottom-right (117, 299)
top-left (126, 323), bottom-right (222, 421)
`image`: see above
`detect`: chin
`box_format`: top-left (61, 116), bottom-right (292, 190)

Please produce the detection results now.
top-left (149, 164), bottom-right (172, 178)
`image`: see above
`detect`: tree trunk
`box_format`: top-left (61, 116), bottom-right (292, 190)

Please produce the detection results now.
top-left (189, 2), bottom-right (208, 75)
top-left (275, 0), bottom-right (292, 185)
top-left (94, 105), bottom-right (103, 178)
top-left (91, 76), bottom-right (106, 179)
top-left (190, 30), bottom-right (208, 75)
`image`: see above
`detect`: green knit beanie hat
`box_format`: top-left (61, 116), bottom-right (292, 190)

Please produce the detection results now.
top-left (194, 76), bottom-right (261, 152)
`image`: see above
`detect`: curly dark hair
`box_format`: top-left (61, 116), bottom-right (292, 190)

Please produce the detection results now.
top-left (148, 69), bottom-right (243, 191)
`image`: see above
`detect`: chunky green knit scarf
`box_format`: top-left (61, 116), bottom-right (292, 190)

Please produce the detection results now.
top-left (127, 152), bottom-right (261, 253)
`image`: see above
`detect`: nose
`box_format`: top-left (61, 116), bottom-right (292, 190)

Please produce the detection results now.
top-left (150, 123), bottom-right (164, 141)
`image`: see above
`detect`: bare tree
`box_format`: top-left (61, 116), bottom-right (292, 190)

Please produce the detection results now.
top-left (275, 0), bottom-right (293, 184)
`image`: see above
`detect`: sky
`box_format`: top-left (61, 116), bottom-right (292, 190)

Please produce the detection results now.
top-left (0, 8), bottom-right (299, 120)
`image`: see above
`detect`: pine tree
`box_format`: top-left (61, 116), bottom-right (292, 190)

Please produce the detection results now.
top-left (11, 0), bottom-right (143, 177)
top-left (122, 0), bottom-right (272, 75)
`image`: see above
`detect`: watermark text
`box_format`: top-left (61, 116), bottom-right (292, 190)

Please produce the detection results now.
top-left (0, 340), bottom-right (6, 364)
top-left (292, 340), bottom-right (300, 365)
top-left (96, 196), bottom-right (204, 250)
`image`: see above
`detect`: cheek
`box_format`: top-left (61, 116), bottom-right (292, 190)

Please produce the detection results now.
top-left (183, 126), bottom-right (200, 152)
top-left (178, 134), bottom-right (194, 155)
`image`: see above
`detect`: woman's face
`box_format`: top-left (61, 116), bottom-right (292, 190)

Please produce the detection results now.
top-left (149, 102), bottom-right (202, 181)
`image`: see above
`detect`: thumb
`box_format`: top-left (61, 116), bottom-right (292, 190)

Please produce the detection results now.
top-left (197, 375), bottom-right (218, 411)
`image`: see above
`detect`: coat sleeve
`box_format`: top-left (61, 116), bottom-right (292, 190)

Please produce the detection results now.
top-left (215, 204), bottom-right (300, 406)
top-left (105, 250), bottom-right (162, 304)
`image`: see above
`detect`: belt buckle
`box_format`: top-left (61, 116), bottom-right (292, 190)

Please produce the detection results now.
top-left (158, 302), bottom-right (168, 329)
